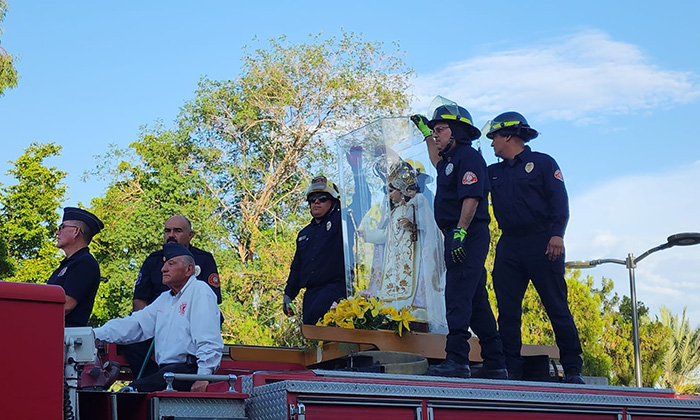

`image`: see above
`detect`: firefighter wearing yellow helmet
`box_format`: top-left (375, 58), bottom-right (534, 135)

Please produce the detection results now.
top-left (284, 175), bottom-right (346, 325)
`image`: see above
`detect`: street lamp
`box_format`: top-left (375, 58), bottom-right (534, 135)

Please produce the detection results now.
top-left (566, 232), bottom-right (700, 387)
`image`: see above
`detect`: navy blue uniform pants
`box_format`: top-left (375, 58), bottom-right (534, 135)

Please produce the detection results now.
top-left (492, 231), bottom-right (583, 377)
top-left (302, 280), bottom-right (346, 325)
top-left (444, 222), bottom-right (505, 369)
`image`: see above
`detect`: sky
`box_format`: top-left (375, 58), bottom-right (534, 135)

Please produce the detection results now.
top-left (1, 1), bottom-right (699, 323)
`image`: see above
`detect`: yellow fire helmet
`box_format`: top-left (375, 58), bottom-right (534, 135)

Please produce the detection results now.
top-left (305, 175), bottom-right (340, 200)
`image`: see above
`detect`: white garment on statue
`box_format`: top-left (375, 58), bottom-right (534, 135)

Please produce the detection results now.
top-left (364, 193), bottom-right (447, 333)
top-left (94, 275), bottom-right (224, 375)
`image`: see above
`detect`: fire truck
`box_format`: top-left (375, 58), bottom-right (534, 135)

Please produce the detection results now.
top-left (3, 280), bottom-right (700, 420)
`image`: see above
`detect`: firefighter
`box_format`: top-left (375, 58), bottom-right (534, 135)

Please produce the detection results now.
top-left (125, 215), bottom-right (220, 380)
top-left (412, 105), bottom-right (507, 379)
top-left (95, 243), bottom-right (224, 392)
top-left (48, 207), bottom-right (104, 327)
top-left (284, 175), bottom-right (347, 325)
top-left (486, 111), bottom-right (584, 384)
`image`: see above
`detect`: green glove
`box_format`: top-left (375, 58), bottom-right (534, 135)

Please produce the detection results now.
top-left (283, 294), bottom-right (294, 316)
top-left (450, 227), bottom-right (467, 264)
top-left (411, 114), bottom-right (432, 138)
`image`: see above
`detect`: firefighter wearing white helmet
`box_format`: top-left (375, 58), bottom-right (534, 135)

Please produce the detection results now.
top-left (487, 111), bottom-right (584, 384)
top-left (411, 104), bottom-right (508, 379)
top-left (284, 175), bottom-right (347, 325)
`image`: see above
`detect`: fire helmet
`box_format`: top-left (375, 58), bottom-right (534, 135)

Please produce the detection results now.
top-left (305, 175), bottom-right (340, 200)
top-left (485, 111), bottom-right (539, 141)
top-left (428, 104), bottom-right (481, 142)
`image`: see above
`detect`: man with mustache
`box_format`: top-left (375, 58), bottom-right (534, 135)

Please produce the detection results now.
top-left (123, 215), bottom-right (220, 379)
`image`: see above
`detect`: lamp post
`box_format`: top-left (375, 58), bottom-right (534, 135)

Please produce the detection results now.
top-left (566, 232), bottom-right (700, 387)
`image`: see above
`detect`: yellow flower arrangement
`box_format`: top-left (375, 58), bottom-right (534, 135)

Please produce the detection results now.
top-left (317, 295), bottom-right (417, 336)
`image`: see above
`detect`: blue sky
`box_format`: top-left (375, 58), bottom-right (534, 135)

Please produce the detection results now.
top-left (1, 1), bottom-right (699, 322)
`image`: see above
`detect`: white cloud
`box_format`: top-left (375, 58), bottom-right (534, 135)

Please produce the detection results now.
top-left (411, 30), bottom-right (700, 123)
top-left (567, 161), bottom-right (700, 324)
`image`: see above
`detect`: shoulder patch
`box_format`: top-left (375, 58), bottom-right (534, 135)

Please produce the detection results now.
top-left (208, 273), bottom-right (220, 288)
top-left (554, 169), bottom-right (564, 182)
top-left (135, 271), bottom-right (143, 286)
top-left (298, 235), bottom-right (307, 242)
top-left (58, 267), bottom-right (68, 277)
top-left (462, 171), bottom-right (478, 185)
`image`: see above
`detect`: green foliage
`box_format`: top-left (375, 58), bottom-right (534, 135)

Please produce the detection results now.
top-left (0, 239), bottom-right (13, 278)
top-left (0, 142), bottom-right (66, 283)
top-left (658, 306), bottom-right (700, 393)
top-left (0, 0), bottom-right (18, 96)
top-left (87, 126), bottom-right (227, 325)
top-left (180, 31), bottom-right (412, 264)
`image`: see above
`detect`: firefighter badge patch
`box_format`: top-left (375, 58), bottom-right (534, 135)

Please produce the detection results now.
top-left (326, 221), bottom-right (332, 231)
top-left (445, 162), bottom-right (454, 176)
top-left (525, 162), bottom-right (534, 173)
top-left (179, 301), bottom-right (187, 315)
top-left (208, 273), bottom-right (220, 288)
top-left (554, 169), bottom-right (564, 182)
top-left (462, 171), bottom-right (477, 185)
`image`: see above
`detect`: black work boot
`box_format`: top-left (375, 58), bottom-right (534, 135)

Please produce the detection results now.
top-left (425, 359), bottom-right (471, 378)
top-left (472, 366), bottom-right (508, 379)
top-left (562, 373), bottom-right (585, 384)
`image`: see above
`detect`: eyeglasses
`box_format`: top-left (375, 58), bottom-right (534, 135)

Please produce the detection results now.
top-left (433, 126), bottom-right (450, 134)
top-left (307, 195), bottom-right (331, 204)
top-left (58, 223), bottom-right (80, 232)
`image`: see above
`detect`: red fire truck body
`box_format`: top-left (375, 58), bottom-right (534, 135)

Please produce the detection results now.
top-left (3, 280), bottom-right (700, 420)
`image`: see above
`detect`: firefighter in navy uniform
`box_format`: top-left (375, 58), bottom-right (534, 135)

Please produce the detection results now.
top-left (412, 105), bottom-right (507, 379)
top-left (284, 176), bottom-right (347, 325)
top-left (486, 112), bottom-right (584, 384)
top-left (124, 215), bottom-right (221, 380)
top-left (133, 215), bottom-right (221, 309)
top-left (48, 207), bottom-right (104, 327)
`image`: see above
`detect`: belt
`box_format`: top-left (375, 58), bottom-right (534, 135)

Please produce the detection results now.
top-left (440, 220), bottom-right (488, 237)
top-left (159, 355), bottom-right (197, 370)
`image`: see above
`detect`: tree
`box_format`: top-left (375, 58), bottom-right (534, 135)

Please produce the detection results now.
top-left (658, 306), bottom-right (700, 393)
top-left (180, 31), bottom-right (412, 264)
top-left (0, 142), bottom-right (66, 283)
top-left (0, 239), bottom-right (13, 278)
top-left (0, 0), bottom-right (19, 96)
top-left (87, 125), bottom-right (228, 325)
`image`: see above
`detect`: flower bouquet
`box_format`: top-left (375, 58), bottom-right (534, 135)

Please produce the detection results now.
top-left (317, 295), bottom-right (416, 337)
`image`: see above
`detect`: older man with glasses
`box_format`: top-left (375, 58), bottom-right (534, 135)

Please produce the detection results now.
top-left (48, 206), bottom-right (104, 327)
top-left (283, 175), bottom-right (347, 325)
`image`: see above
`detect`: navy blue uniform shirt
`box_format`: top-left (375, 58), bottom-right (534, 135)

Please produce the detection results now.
top-left (48, 247), bottom-right (100, 327)
top-left (488, 146), bottom-right (569, 237)
top-left (133, 245), bottom-right (221, 304)
top-left (285, 206), bottom-right (346, 300)
top-left (434, 143), bottom-right (491, 231)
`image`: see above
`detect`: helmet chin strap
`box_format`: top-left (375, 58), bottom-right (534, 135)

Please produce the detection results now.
top-left (438, 137), bottom-right (455, 157)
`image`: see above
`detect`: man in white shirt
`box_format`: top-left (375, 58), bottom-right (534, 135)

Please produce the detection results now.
top-left (95, 243), bottom-right (223, 392)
